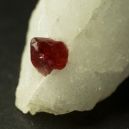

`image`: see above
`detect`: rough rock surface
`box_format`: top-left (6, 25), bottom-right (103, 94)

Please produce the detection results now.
top-left (15, 0), bottom-right (129, 115)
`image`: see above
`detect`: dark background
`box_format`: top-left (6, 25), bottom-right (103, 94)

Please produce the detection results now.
top-left (0, 0), bottom-right (129, 129)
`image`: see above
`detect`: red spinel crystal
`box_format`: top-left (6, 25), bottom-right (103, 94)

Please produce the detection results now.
top-left (30, 37), bottom-right (68, 76)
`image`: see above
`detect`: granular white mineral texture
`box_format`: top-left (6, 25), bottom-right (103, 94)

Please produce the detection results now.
top-left (15, 0), bottom-right (129, 115)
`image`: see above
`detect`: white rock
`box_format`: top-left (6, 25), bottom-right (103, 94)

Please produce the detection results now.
top-left (15, 0), bottom-right (129, 115)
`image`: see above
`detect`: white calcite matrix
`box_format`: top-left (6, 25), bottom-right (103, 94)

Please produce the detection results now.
top-left (15, 0), bottom-right (129, 115)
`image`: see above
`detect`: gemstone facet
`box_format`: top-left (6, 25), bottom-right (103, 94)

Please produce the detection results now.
top-left (31, 37), bottom-right (68, 76)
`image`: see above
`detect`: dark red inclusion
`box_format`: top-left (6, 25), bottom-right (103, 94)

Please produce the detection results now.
top-left (30, 37), bottom-right (68, 76)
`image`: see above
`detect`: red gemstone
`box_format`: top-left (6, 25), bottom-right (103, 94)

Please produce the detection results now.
top-left (30, 37), bottom-right (68, 76)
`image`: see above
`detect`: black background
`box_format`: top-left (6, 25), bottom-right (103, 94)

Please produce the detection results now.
top-left (0, 0), bottom-right (129, 129)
